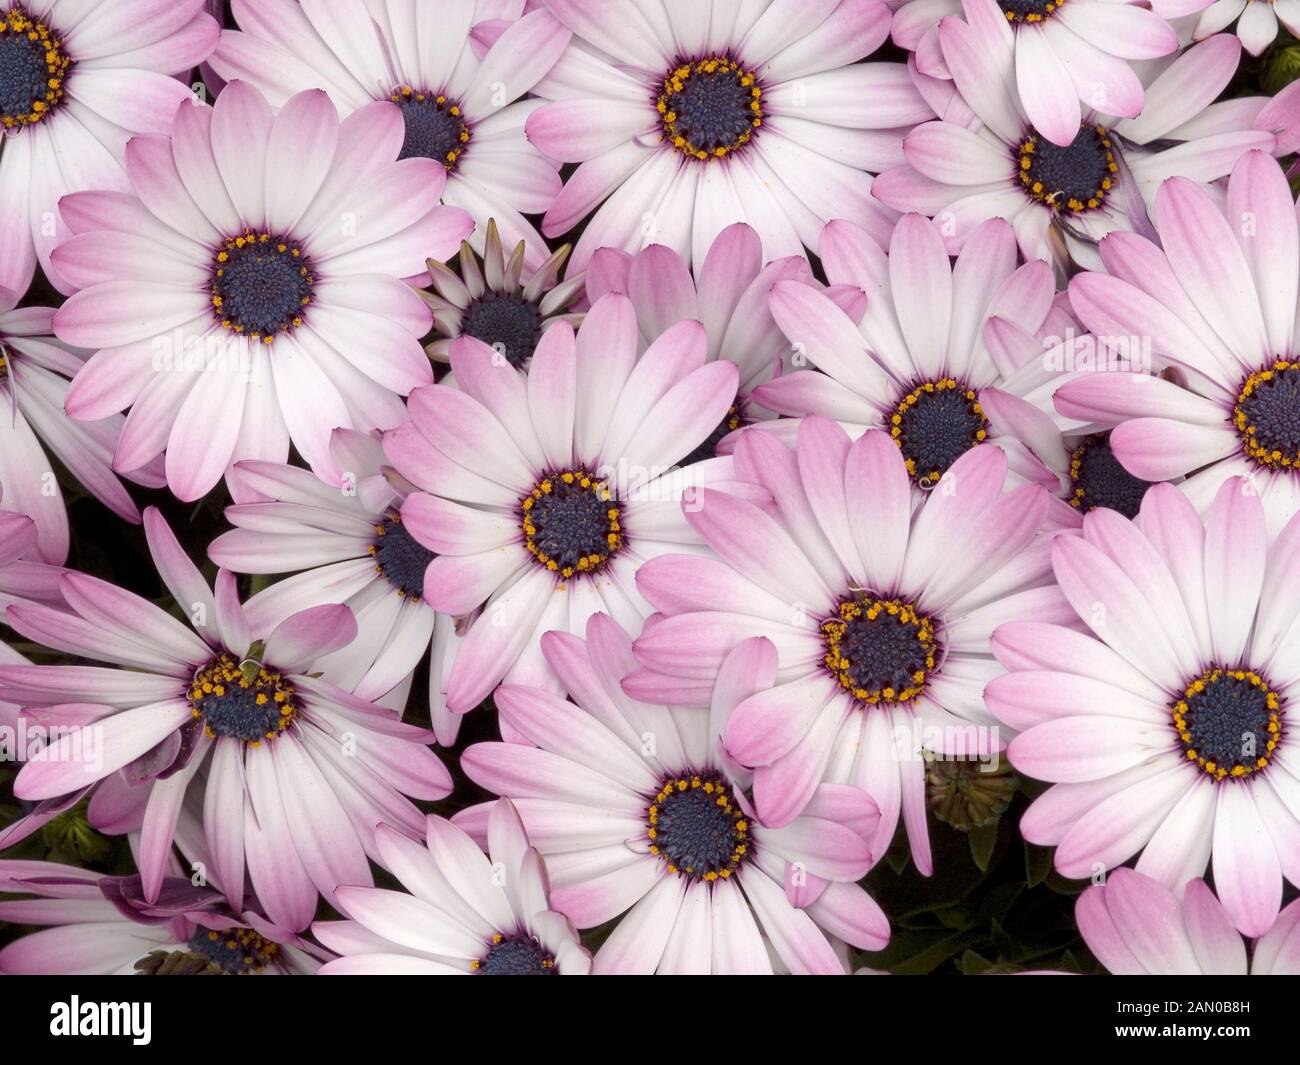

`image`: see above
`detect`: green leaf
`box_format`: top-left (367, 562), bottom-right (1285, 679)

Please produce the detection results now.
top-left (969, 821), bottom-right (998, 871)
top-left (1025, 842), bottom-right (1054, 887)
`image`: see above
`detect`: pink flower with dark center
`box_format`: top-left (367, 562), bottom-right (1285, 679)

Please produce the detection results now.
top-left (526, 0), bottom-right (933, 272)
top-left (52, 81), bottom-right (472, 501)
top-left (389, 292), bottom-right (747, 712)
top-left (0, 0), bottom-right (220, 296)
top-left (0, 860), bottom-right (322, 974)
top-left (456, 619), bottom-right (889, 974)
top-left (629, 421), bottom-right (1063, 871)
top-left (315, 800), bottom-right (592, 975)
top-left (989, 479), bottom-right (1300, 937)
top-left (0, 507), bottom-right (452, 932)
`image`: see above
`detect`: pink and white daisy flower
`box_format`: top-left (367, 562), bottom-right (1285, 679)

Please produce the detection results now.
top-left (388, 293), bottom-right (748, 713)
top-left (423, 218), bottom-right (585, 368)
top-left (1075, 868), bottom-right (1300, 975)
top-left (1192, 0), bottom-right (1300, 57)
top-left (892, 0), bottom-right (1178, 147)
top-left (526, 0), bottom-right (933, 272)
top-left (51, 80), bottom-right (473, 502)
top-left (315, 800), bottom-right (592, 975)
top-left (1057, 151), bottom-right (1300, 537)
top-left (585, 222), bottom-right (828, 457)
top-left (874, 30), bottom-right (1275, 271)
top-left (0, 0), bottom-right (220, 297)
top-left (0, 507), bottom-right (452, 932)
top-left (754, 213), bottom-right (1084, 501)
top-left (988, 479), bottom-right (1300, 937)
top-left (209, 428), bottom-right (465, 747)
top-left (630, 421), bottom-right (1066, 871)
top-left (0, 287), bottom-right (161, 564)
top-left (209, 1), bottom-right (573, 269)
top-left (0, 860), bottom-right (321, 975)
top-left (456, 618), bottom-right (889, 974)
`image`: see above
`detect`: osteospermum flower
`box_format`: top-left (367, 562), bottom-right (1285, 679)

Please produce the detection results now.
top-left (874, 31), bottom-right (1275, 271)
top-left (1056, 151), bottom-right (1300, 536)
top-left (387, 293), bottom-right (746, 712)
top-left (0, 0), bottom-right (220, 296)
top-left (210, 428), bottom-right (465, 747)
top-left (456, 618), bottom-right (889, 974)
top-left (526, 0), bottom-right (933, 271)
top-left (895, 0), bottom-right (1177, 147)
top-left (422, 219), bottom-right (585, 369)
top-left (314, 800), bottom-right (592, 975)
top-left (0, 507), bottom-right (452, 932)
top-left (209, 1), bottom-right (572, 268)
top-left (755, 213), bottom-right (1081, 496)
top-left (631, 421), bottom-right (1065, 870)
top-left (0, 861), bottom-right (320, 975)
top-left (586, 222), bottom-right (823, 459)
top-left (988, 479), bottom-right (1300, 936)
top-left (1075, 868), bottom-right (1300, 975)
top-left (51, 80), bottom-right (473, 502)
top-left (0, 287), bottom-right (160, 563)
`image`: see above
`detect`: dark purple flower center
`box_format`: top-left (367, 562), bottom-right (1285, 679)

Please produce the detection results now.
top-left (1172, 668), bottom-right (1283, 781)
top-left (890, 378), bottom-right (987, 485)
top-left (184, 927), bottom-right (281, 974)
top-left (648, 772), bottom-right (749, 882)
top-left (1016, 125), bottom-right (1116, 215)
top-left (0, 5), bottom-right (70, 129)
top-left (463, 292), bottom-right (542, 368)
top-left (678, 402), bottom-right (746, 466)
top-left (391, 86), bottom-right (470, 169)
top-left (521, 470), bottom-right (622, 579)
top-left (1067, 434), bottom-right (1153, 518)
top-left (474, 933), bottom-right (556, 974)
top-left (211, 233), bottom-right (315, 343)
top-left (658, 56), bottom-right (763, 160)
top-left (823, 596), bottom-right (939, 705)
top-left (997, 0), bottom-right (1063, 21)
top-left (370, 516), bottom-right (435, 600)
top-left (188, 652), bottom-right (296, 744)
top-left (1235, 360), bottom-right (1300, 470)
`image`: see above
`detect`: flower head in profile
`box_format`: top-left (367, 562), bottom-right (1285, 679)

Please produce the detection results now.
top-left (422, 219), bottom-right (585, 369)
top-left (526, 0), bottom-right (933, 271)
top-left (0, 0), bottom-right (220, 296)
top-left (1076, 868), bottom-right (1300, 975)
top-left (875, 32), bottom-right (1274, 272)
top-left (0, 860), bottom-right (321, 975)
top-left (388, 292), bottom-right (746, 712)
top-left (631, 422), bottom-right (1062, 871)
top-left (210, 428), bottom-right (464, 747)
top-left (0, 288), bottom-right (160, 563)
top-left (989, 479), bottom-right (1300, 936)
top-left (0, 507), bottom-right (452, 932)
top-left (210, 1), bottom-right (572, 267)
top-left (315, 800), bottom-right (591, 975)
top-left (457, 618), bottom-right (888, 974)
top-left (52, 81), bottom-right (473, 502)
top-left (1056, 151), bottom-right (1300, 537)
